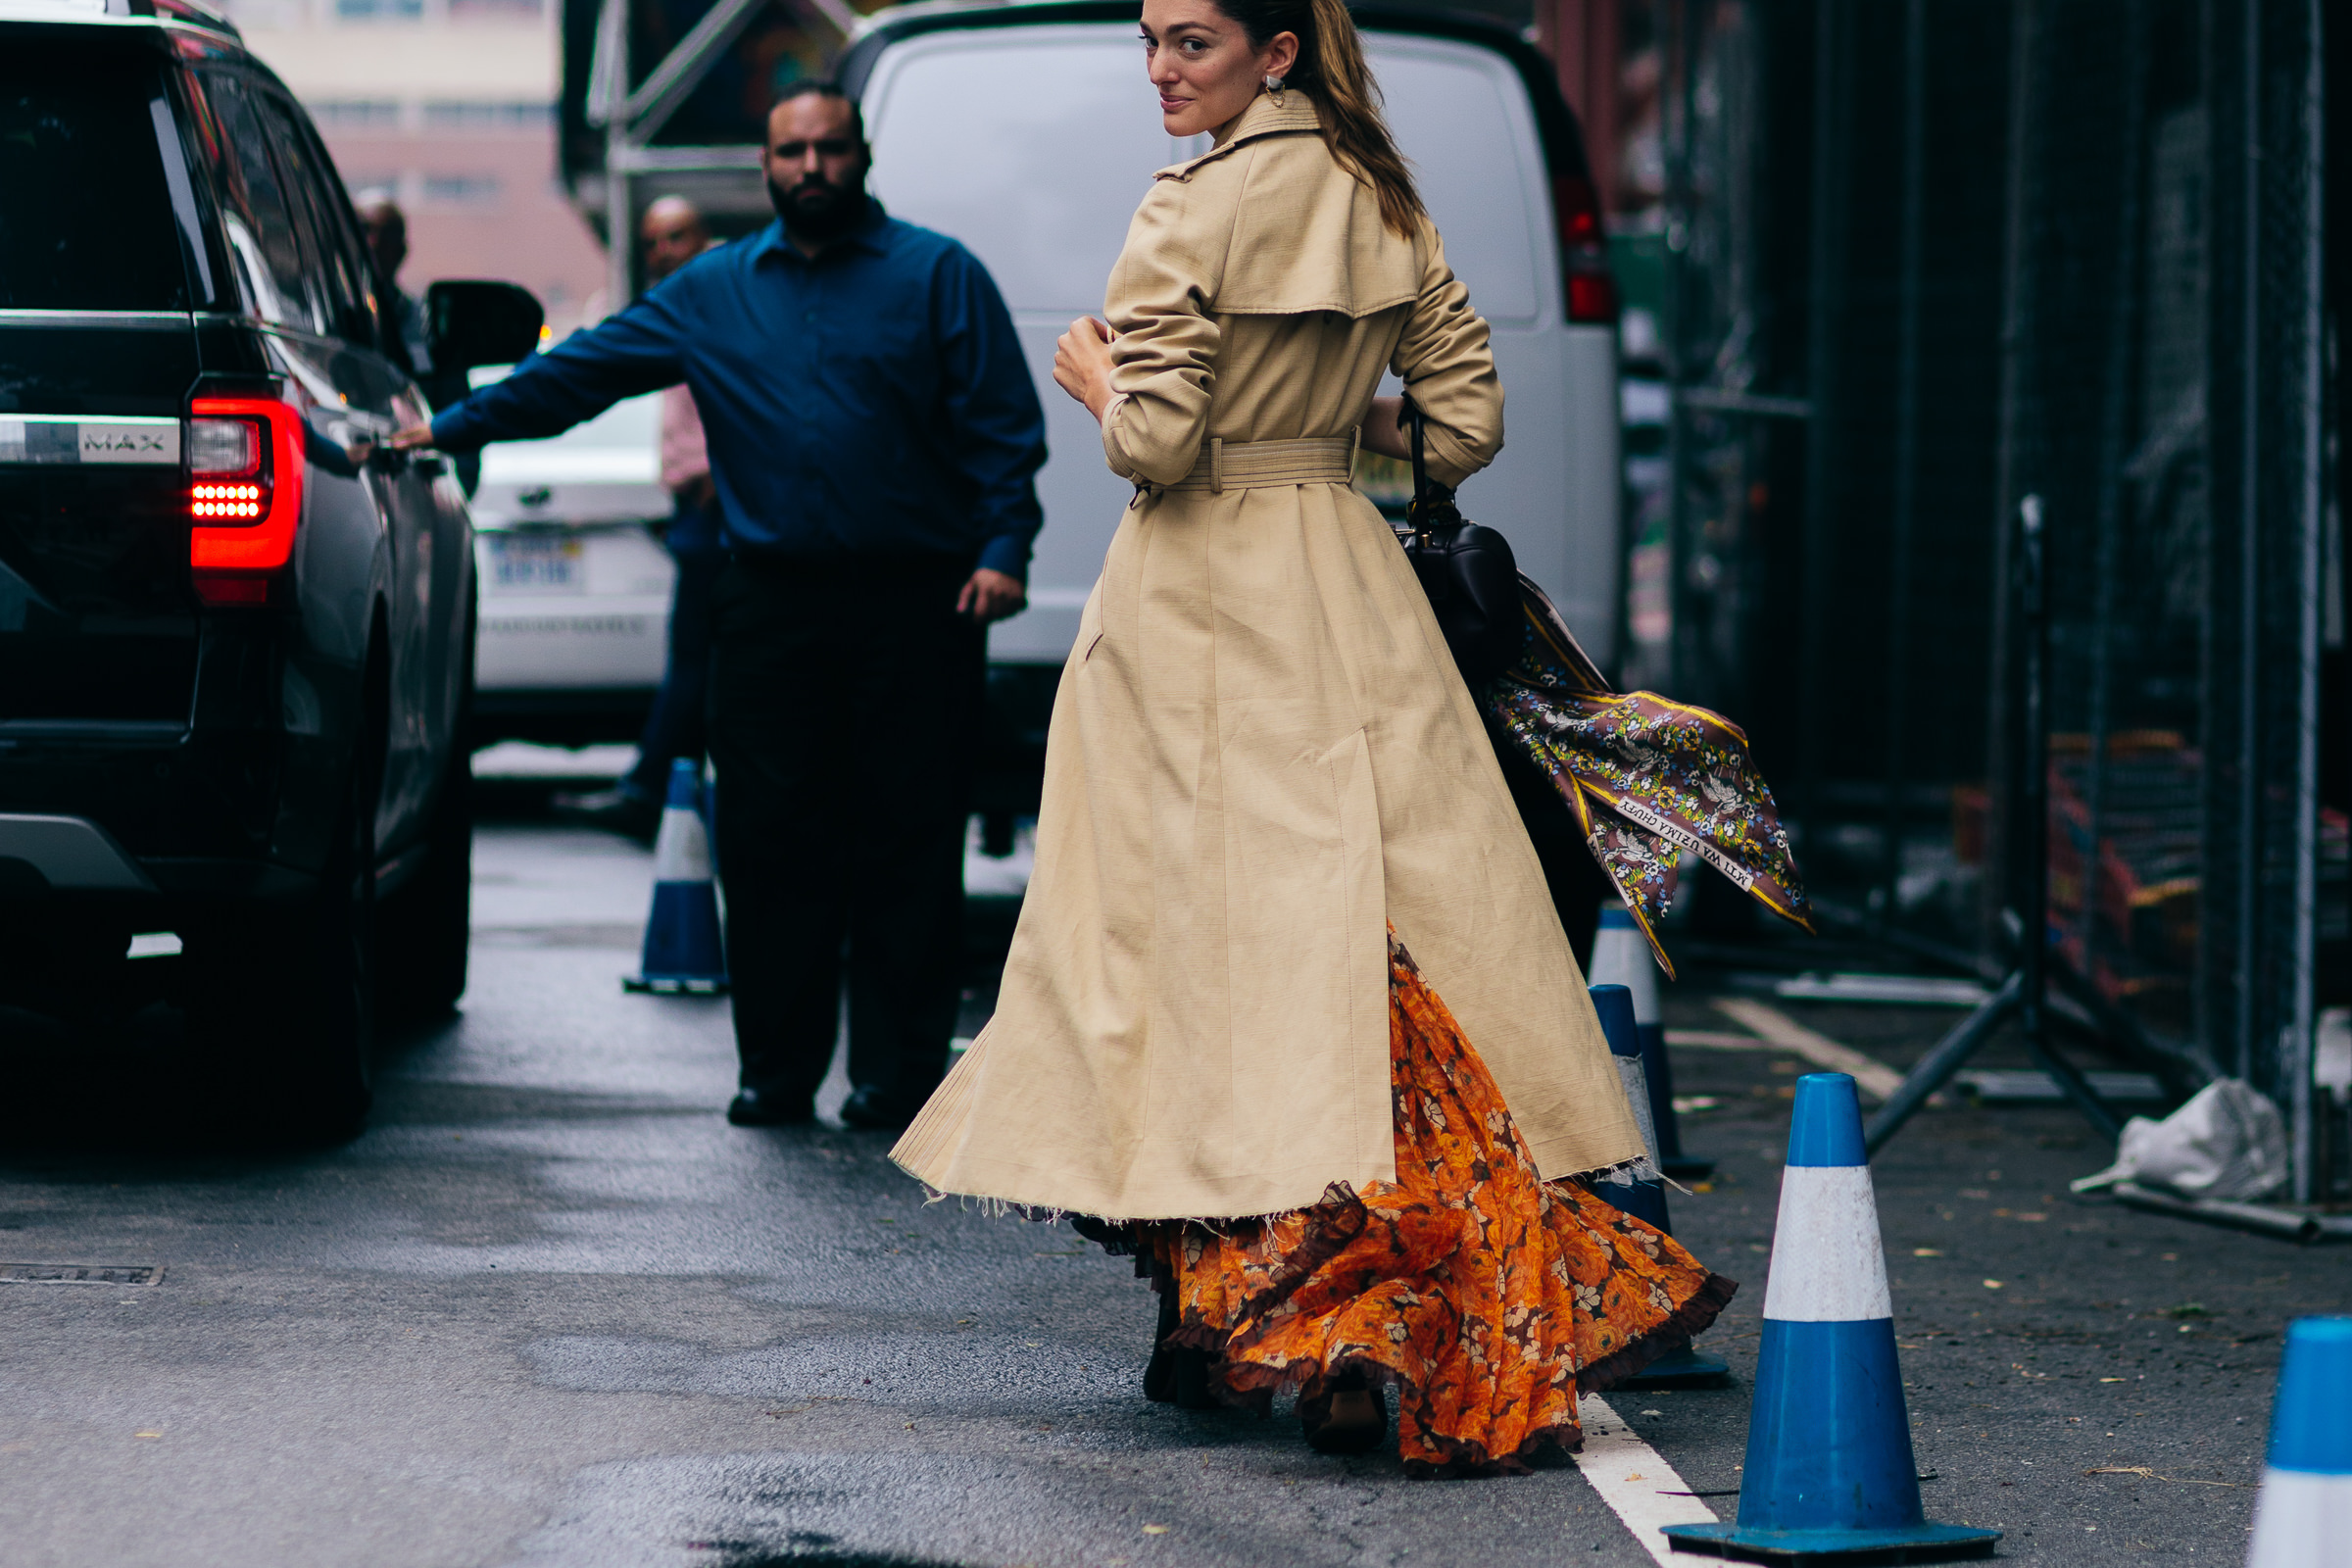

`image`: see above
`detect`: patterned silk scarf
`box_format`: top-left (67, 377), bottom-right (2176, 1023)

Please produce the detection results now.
top-left (1479, 579), bottom-right (1812, 978)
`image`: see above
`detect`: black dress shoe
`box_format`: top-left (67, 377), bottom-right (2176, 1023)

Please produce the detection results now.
top-left (726, 1087), bottom-right (813, 1126)
top-left (838, 1085), bottom-right (924, 1131)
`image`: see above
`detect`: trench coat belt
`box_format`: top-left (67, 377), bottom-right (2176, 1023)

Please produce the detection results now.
top-left (1163, 435), bottom-right (1358, 495)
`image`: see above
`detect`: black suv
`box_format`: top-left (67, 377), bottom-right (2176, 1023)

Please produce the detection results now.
top-left (0, 0), bottom-right (541, 1130)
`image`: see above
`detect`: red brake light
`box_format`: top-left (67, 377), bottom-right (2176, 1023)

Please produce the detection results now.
top-left (1552, 174), bottom-right (1619, 325)
top-left (1553, 174), bottom-right (1603, 244)
top-left (1567, 270), bottom-right (1620, 323)
top-left (188, 395), bottom-right (305, 606)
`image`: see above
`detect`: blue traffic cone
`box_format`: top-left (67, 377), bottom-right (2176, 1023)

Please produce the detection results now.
top-left (1592, 983), bottom-right (1730, 1392)
top-left (1664, 1074), bottom-right (1999, 1562)
top-left (1591, 984), bottom-right (1672, 1233)
top-left (1591, 902), bottom-right (1713, 1179)
top-left (2246, 1317), bottom-right (2352, 1566)
top-left (622, 759), bottom-right (729, 995)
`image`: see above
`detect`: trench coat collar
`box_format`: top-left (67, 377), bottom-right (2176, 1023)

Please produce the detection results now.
top-left (1158, 91), bottom-right (1324, 181)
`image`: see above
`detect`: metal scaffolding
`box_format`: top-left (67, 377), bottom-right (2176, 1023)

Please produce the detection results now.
top-left (1637, 0), bottom-right (2341, 1210)
top-left (577, 0), bottom-right (855, 308)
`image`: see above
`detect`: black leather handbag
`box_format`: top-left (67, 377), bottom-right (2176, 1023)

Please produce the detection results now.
top-left (1398, 399), bottom-right (1522, 685)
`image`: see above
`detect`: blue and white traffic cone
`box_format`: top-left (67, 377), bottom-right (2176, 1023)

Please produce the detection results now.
top-left (1664, 1073), bottom-right (1998, 1562)
top-left (1592, 983), bottom-right (1730, 1392)
top-left (2246, 1317), bottom-right (2352, 1566)
top-left (1592, 984), bottom-right (1673, 1233)
top-left (1591, 902), bottom-right (1713, 1178)
top-left (622, 759), bottom-right (729, 995)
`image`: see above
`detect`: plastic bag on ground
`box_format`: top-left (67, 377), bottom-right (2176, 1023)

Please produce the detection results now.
top-left (2070, 1079), bottom-right (2289, 1201)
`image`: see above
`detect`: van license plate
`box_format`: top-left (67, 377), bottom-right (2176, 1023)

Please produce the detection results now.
top-left (491, 536), bottom-right (584, 594)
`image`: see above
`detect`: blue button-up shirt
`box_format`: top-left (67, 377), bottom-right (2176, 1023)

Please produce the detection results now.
top-left (432, 204), bottom-right (1047, 576)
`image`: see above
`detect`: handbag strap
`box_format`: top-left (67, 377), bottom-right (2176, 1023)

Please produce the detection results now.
top-left (1400, 395), bottom-right (1460, 544)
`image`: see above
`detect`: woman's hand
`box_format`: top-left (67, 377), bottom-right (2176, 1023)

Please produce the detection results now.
top-left (389, 424), bottom-right (437, 452)
top-left (1359, 396), bottom-right (1410, 462)
top-left (1053, 317), bottom-right (1118, 420)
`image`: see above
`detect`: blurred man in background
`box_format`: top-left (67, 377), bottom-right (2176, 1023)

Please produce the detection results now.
top-left (396, 83), bottom-right (1046, 1134)
top-left (356, 191), bottom-right (432, 374)
top-left (557, 195), bottom-right (726, 842)
top-left (357, 191), bottom-right (478, 493)
top-left (639, 193), bottom-right (712, 282)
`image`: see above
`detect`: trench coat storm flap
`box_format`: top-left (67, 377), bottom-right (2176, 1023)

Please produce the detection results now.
top-left (892, 93), bottom-right (1647, 1221)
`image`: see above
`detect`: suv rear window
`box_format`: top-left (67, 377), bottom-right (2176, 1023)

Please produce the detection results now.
top-left (0, 51), bottom-right (192, 312)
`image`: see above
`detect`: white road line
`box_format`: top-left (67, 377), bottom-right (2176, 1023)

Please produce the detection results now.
top-left (1708, 997), bottom-right (1907, 1102)
top-left (1573, 1395), bottom-right (1719, 1565)
top-left (1664, 1029), bottom-right (1779, 1051)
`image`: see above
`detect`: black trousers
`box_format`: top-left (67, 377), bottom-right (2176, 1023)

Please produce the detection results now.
top-left (624, 525), bottom-right (725, 803)
top-left (709, 555), bottom-right (984, 1109)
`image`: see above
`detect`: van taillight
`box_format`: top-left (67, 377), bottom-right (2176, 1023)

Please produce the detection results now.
top-left (188, 396), bottom-right (304, 607)
top-left (1553, 174), bottom-right (1619, 325)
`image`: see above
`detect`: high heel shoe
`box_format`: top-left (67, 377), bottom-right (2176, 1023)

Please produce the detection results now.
top-left (1298, 1370), bottom-right (1388, 1454)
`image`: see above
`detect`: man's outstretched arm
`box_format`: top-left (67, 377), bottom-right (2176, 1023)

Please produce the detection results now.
top-left (393, 290), bottom-right (690, 451)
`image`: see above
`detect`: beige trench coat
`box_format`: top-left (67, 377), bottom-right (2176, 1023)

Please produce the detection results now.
top-left (892, 92), bottom-right (1644, 1219)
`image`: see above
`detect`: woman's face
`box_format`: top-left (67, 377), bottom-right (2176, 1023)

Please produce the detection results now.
top-left (1139, 0), bottom-right (1298, 139)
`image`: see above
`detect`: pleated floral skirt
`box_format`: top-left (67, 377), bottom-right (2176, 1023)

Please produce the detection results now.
top-left (1092, 935), bottom-right (1736, 1476)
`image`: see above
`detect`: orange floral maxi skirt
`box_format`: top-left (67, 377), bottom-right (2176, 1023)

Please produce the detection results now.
top-left (1105, 937), bottom-right (1736, 1477)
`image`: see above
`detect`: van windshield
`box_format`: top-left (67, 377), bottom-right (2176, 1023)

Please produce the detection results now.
top-left (0, 53), bottom-right (192, 311)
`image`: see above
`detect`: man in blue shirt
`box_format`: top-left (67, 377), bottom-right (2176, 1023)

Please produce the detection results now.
top-left (400, 82), bottom-right (1047, 1132)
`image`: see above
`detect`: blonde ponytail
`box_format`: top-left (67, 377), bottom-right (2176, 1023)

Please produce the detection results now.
top-left (1217, 0), bottom-right (1426, 236)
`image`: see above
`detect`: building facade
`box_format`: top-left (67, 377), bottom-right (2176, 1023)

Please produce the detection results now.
top-left (223, 0), bottom-right (611, 336)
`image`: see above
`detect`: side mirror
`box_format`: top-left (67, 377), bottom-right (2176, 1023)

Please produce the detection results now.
top-left (424, 280), bottom-right (544, 373)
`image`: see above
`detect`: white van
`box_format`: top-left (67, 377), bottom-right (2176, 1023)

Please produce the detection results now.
top-left (841, 0), bottom-right (1623, 671)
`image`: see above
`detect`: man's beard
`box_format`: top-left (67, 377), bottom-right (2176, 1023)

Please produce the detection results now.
top-left (768, 173), bottom-right (867, 241)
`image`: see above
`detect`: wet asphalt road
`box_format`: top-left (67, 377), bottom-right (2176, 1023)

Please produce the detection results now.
top-left (2, 818), bottom-right (2347, 1567)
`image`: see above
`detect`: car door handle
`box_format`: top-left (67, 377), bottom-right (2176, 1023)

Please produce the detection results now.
top-left (368, 444), bottom-right (444, 478)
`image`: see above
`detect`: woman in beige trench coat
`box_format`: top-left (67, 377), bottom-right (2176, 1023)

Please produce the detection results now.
top-left (892, 0), bottom-right (1732, 1471)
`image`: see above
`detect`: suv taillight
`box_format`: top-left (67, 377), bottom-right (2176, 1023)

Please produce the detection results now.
top-left (1553, 173), bottom-right (1619, 326)
top-left (188, 396), bottom-right (304, 607)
